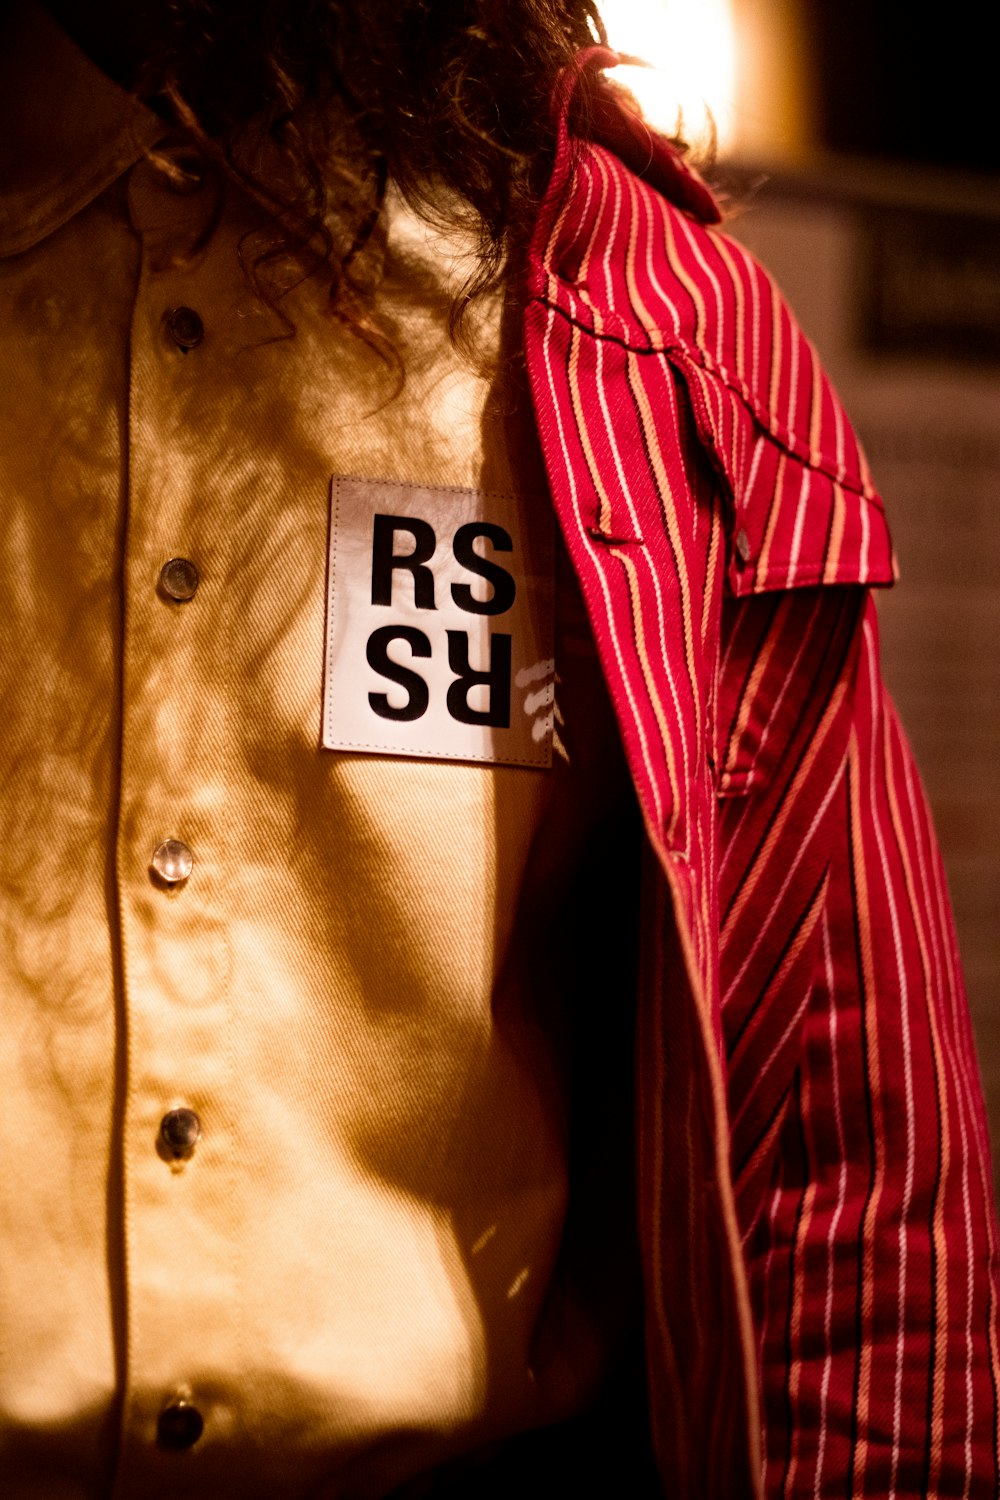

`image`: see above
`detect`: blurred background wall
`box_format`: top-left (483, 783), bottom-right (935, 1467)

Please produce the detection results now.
top-left (597, 0), bottom-right (1000, 1191)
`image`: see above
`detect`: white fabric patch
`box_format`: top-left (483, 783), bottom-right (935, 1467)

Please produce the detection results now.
top-left (323, 477), bottom-right (555, 767)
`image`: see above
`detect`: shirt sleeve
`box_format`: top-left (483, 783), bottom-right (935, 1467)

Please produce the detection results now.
top-left (718, 581), bottom-right (1000, 1497)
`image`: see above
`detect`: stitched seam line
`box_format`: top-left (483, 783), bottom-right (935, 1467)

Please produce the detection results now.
top-left (530, 292), bottom-right (882, 506)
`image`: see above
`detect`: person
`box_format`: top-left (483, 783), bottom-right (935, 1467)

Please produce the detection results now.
top-left (0, 1), bottom-right (997, 1496)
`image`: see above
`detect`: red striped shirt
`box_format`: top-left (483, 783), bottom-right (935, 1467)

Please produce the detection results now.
top-left (523, 51), bottom-right (1000, 1498)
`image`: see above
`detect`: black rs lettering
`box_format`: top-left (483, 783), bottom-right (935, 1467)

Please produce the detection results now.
top-left (371, 514), bottom-right (436, 609)
top-left (450, 522), bottom-right (516, 616)
top-left (366, 626), bottom-right (431, 721)
top-left (446, 631), bottom-right (511, 728)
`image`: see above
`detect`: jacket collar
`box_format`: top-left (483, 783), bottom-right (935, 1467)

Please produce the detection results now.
top-left (0, 1), bottom-right (162, 258)
top-left (553, 47), bottom-right (722, 226)
top-left (0, 17), bottom-right (723, 264)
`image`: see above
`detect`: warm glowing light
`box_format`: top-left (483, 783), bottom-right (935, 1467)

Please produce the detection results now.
top-left (598, 0), bottom-right (737, 152)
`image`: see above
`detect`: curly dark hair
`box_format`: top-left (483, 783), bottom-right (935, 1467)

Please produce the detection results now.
top-left (123, 0), bottom-right (610, 360)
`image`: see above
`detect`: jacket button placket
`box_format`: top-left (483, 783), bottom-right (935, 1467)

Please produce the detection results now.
top-left (112, 152), bottom-right (239, 1485)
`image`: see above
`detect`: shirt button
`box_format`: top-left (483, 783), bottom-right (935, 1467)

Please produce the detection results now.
top-left (166, 306), bottom-right (204, 350)
top-left (151, 839), bottom-right (194, 886)
top-left (159, 1107), bottom-right (202, 1158)
top-left (159, 557), bottom-right (200, 602)
top-left (157, 1400), bottom-right (204, 1451)
top-left (735, 527), bottom-right (752, 566)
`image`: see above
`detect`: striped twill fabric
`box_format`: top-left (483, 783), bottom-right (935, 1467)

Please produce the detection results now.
top-left (522, 51), bottom-right (1000, 1499)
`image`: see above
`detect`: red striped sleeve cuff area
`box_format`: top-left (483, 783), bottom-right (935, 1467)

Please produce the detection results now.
top-left (746, 599), bottom-right (1000, 1498)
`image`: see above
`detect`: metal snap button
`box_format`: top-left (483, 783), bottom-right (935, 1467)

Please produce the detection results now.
top-left (159, 557), bottom-right (200, 602)
top-left (150, 839), bottom-right (194, 886)
top-left (159, 1107), bottom-right (202, 1158)
top-left (157, 1400), bottom-right (204, 1451)
top-left (166, 306), bottom-right (204, 351)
